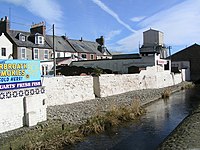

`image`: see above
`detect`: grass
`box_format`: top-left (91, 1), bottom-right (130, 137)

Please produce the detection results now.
top-left (181, 83), bottom-right (195, 90)
top-left (79, 99), bottom-right (145, 136)
top-left (1, 99), bottom-right (145, 150)
top-left (161, 88), bottom-right (172, 99)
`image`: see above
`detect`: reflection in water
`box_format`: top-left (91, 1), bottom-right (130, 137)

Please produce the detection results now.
top-left (67, 87), bottom-right (200, 150)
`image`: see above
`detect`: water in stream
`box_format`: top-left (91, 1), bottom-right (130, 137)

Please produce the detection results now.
top-left (67, 86), bottom-right (200, 150)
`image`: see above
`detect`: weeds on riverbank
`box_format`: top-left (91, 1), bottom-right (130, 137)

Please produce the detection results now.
top-left (181, 83), bottom-right (195, 90)
top-left (161, 88), bottom-right (172, 99)
top-left (1, 100), bottom-right (145, 150)
top-left (79, 99), bottom-right (145, 136)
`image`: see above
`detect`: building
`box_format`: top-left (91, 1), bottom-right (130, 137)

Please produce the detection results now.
top-left (0, 16), bottom-right (112, 75)
top-left (139, 28), bottom-right (168, 58)
top-left (0, 33), bottom-right (12, 59)
top-left (170, 43), bottom-right (200, 81)
top-left (71, 29), bottom-right (170, 74)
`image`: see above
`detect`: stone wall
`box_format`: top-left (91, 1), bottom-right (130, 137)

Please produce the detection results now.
top-left (93, 66), bottom-right (184, 97)
top-left (42, 76), bottom-right (95, 106)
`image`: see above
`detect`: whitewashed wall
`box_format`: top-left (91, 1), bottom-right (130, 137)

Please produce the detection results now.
top-left (94, 66), bottom-right (184, 97)
top-left (42, 76), bottom-right (95, 106)
top-left (0, 92), bottom-right (47, 134)
top-left (0, 97), bottom-right (23, 133)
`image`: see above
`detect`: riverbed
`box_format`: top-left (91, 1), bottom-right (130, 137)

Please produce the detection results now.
top-left (67, 85), bottom-right (200, 150)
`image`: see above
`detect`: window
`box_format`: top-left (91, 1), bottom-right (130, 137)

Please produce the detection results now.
top-left (1, 48), bottom-right (6, 56)
top-left (90, 54), bottom-right (94, 60)
top-left (34, 48), bottom-right (39, 59)
top-left (21, 35), bottom-right (26, 41)
top-left (57, 52), bottom-right (60, 58)
top-left (44, 50), bottom-right (48, 59)
top-left (35, 34), bottom-right (44, 45)
top-left (39, 36), bottom-right (43, 44)
top-left (21, 48), bottom-right (26, 59)
top-left (81, 54), bottom-right (86, 58)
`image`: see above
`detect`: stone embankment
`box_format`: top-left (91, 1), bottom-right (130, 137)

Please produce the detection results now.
top-left (157, 103), bottom-right (200, 150)
top-left (0, 81), bottom-right (192, 142)
top-left (47, 81), bottom-right (190, 125)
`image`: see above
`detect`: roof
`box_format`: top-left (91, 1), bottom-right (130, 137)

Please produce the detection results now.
top-left (112, 53), bottom-right (141, 59)
top-left (45, 35), bottom-right (76, 53)
top-left (67, 39), bottom-right (112, 55)
top-left (144, 28), bottom-right (163, 34)
top-left (8, 30), bottom-right (51, 49)
top-left (170, 43), bottom-right (200, 61)
top-left (67, 39), bottom-right (100, 54)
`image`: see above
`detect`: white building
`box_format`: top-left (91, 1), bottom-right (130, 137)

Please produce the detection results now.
top-left (0, 33), bottom-right (13, 59)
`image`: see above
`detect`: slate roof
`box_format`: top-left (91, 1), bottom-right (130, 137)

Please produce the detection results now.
top-left (7, 30), bottom-right (51, 49)
top-left (170, 43), bottom-right (200, 61)
top-left (67, 39), bottom-right (106, 55)
top-left (45, 35), bottom-right (76, 53)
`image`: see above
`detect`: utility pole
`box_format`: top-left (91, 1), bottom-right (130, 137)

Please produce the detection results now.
top-left (53, 24), bottom-right (56, 76)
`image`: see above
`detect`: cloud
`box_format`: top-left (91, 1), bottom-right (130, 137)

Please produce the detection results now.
top-left (113, 0), bottom-right (200, 53)
top-left (105, 30), bottom-right (121, 41)
top-left (130, 16), bottom-right (145, 22)
top-left (92, 0), bottom-right (136, 33)
top-left (1, 0), bottom-right (63, 33)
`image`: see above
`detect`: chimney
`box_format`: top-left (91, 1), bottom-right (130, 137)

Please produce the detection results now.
top-left (96, 36), bottom-right (104, 46)
top-left (30, 21), bottom-right (46, 35)
top-left (80, 37), bottom-right (83, 42)
top-left (0, 16), bottom-right (10, 33)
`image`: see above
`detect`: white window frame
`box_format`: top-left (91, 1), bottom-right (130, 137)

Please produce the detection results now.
top-left (44, 50), bottom-right (48, 59)
top-left (21, 47), bottom-right (26, 59)
top-left (34, 48), bottom-right (39, 60)
top-left (21, 35), bottom-right (26, 41)
top-left (1, 48), bottom-right (6, 56)
top-left (35, 34), bottom-right (44, 45)
top-left (90, 54), bottom-right (94, 60)
top-left (57, 52), bottom-right (60, 58)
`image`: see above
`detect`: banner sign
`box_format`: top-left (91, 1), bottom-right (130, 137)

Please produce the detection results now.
top-left (0, 60), bottom-right (41, 90)
top-left (157, 59), bottom-right (168, 65)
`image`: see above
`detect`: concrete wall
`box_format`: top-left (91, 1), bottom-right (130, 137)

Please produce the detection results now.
top-left (42, 76), bottom-right (95, 106)
top-left (0, 87), bottom-right (47, 134)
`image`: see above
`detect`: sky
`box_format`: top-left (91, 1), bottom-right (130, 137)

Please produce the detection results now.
top-left (0, 0), bottom-right (200, 54)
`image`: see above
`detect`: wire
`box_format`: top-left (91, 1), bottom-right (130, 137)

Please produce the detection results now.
top-left (10, 21), bottom-right (32, 27)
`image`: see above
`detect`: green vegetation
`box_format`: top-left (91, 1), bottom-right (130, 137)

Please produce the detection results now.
top-left (1, 100), bottom-right (145, 150)
top-left (79, 99), bottom-right (145, 136)
top-left (181, 83), bottom-right (195, 90)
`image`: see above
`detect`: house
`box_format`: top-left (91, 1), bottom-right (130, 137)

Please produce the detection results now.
top-left (0, 32), bottom-right (12, 59)
top-left (67, 36), bottom-right (112, 61)
top-left (0, 16), bottom-right (53, 75)
top-left (170, 43), bottom-right (200, 81)
top-left (0, 16), bottom-right (112, 75)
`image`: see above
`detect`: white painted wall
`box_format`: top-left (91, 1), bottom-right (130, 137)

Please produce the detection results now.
top-left (0, 91), bottom-right (47, 134)
top-left (93, 66), bottom-right (184, 97)
top-left (172, 61), bottom-right (190, 81)
top-left (42, 76), bottom-right (95, 106)
top-left (0, 97), bottom-right (23, 133)
top-left (0, 33), bottom-right (13, 59)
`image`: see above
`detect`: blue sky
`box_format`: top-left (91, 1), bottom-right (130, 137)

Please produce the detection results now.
top-left (0, 0), bottom-right (199, 54)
